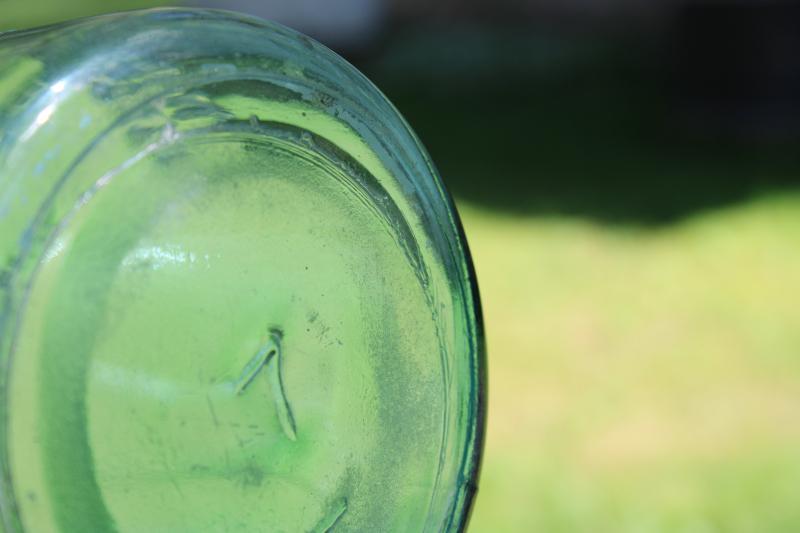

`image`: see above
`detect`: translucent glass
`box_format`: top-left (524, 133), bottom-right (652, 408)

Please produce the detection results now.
top-left (0, 8), bottom-right (484, 533)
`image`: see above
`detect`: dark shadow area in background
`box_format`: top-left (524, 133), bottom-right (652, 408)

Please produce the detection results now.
top-left (355, 3), bottom-right (800, 225)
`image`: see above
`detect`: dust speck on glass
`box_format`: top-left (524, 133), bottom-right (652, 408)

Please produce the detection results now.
top-left (0, 8), bottom-right (484, 532)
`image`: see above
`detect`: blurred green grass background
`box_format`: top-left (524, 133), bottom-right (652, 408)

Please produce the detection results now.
top-left (4, 3), bottom-right (800, 532)
top-left (461, 196), bottom-right (800, 532)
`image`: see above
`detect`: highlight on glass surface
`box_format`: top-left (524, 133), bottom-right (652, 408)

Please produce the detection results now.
top-left (0, 8), bottom-right (484, 532)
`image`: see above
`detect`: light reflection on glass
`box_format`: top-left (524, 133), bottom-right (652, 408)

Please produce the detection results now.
top-left (20, 103), bottom-right (55, 142)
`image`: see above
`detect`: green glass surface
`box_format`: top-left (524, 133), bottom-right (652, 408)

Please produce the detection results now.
top-left (0, 8), bottom-right (484, 533)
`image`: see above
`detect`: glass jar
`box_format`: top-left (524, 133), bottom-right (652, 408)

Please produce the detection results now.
top-left (0, 8), bottom-right (484, 532)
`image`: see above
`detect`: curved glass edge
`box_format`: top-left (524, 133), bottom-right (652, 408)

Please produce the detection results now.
top-left (0, 8), bottom-right (486, 532)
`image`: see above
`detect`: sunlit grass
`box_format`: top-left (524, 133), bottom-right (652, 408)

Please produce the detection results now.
top-left (462, 193), bottom-right (800, 532)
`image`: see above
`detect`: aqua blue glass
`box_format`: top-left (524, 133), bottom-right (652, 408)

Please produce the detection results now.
top-left (0, 8), bottom-right (484, 532)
